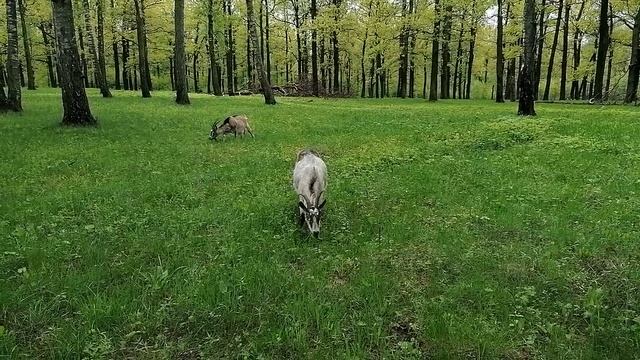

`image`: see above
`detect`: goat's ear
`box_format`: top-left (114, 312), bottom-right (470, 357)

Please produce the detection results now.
top-left (298, 201), bottom-right (308, 212)
top-left (318, 199), bottom-right (326, 210)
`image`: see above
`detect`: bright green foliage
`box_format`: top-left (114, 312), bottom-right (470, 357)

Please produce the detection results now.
top-left (1, 90), bottom-right (640, 357)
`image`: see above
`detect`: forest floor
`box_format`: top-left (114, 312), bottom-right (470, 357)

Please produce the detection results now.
top-left (1, 89), bottom-right (640, 358)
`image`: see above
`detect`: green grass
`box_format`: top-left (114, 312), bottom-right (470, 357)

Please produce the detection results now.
top-left (1, 89), bottom-right (639, 359)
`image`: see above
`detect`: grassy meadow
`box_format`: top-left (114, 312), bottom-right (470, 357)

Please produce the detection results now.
top-left (1, 89), bottom-right (639, 359)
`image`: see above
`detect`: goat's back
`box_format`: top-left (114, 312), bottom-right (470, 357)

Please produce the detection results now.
top-left (293, 151), bottom-right (327, 199)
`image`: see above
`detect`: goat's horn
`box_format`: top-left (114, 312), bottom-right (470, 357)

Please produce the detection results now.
top-left (301, 194), bottom-right (312, 208)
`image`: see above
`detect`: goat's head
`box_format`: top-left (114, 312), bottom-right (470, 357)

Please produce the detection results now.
top-left (209, 121), bottom-right (230, 141)
top-left (298, 192), bottom-right (326, 238)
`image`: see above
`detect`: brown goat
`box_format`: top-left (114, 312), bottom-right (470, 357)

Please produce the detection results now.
top-left (209, 115), bottom-right (255, 141)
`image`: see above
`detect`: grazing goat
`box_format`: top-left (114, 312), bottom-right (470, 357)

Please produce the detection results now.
top-left (209, 115), bottom-right (255, 141)
top-left (293, 150), bottom-right (327, 237)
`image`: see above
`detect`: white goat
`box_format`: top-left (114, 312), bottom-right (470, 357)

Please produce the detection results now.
top-left (292, 150), bottom-right (327, 237)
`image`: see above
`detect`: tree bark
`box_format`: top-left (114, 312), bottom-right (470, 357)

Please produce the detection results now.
top-left (51, 0), bottom-right (95, 125)
top-left (207, 0), bottom-right (222, 95)
top-left (397, 0), bottom-right (408, 98)
top-left (246, 0), bottom-right (276, 104)
top-left (559, 2), bottom-right (570, 100)
top-left (39, 22), bottom-right (58, 88)
top-left (625, 9), bottom-right (640, 103)
top-left (570, 1), bottom-right (584, 99)
top-left (311, 0), bottom-right (319, 95)
top-left (534, 0), bottom-right (546, 99)
top-left (429, 0), bottom-right (440, 101)
top-left (496, 0), bottom-right (504, 103)
top-left (466, 1), bottom-right (477, 99)
top-left (264, 0), bottom-right (271, 82)
top-left (593, 0), bottom-right (609, 101)
top-left (110, 0), bottom-right (120, 90)
top-left (452, 23), bottom-right (464, 99)
top-left (332, 0), bottom-right (341, 94)
top-left (5, 0), bottom-right (22, 111)
top-left (518, 0), bottom-right (536, 116)
top-left (95, 0), bottom-right (112, 96)
top-left (543, 0), bottom-right (563, 100)
top-left (18, 0), bottom-right (36, 90)
top-left (80, 0), bottom-right (111, 97)
top-left (440, 5), bottom-right (452, 99)
top-left (224, 0), bottom-right (235, 95)
top-left (0, 61), bottom-right (7, 109)
top-left (174, 0), bottom-right (190, 104)
top-left (122, 38), bottom-right (129, 90)
top-left (133, 0), bottom-right (151, 97)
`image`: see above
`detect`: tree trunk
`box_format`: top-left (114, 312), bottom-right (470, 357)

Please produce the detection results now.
top-left (110, 0), bottom-right (120, 90)
top-left (51, 0), bottom-right (95, 125)
top-left (224, 0), bottom-right (235, 95)
top-left (604, 6), bottom-right (613, 100)
top-left (193, 25), bottom-right (200, 93)
top-left (311, 0), bottom-right (319, 95)
top-left (518, 0), bottom-right (536, 116)
top-left (429, 0), bottom-right (440, 101)
top-left (543, 0), bottom-right (563, 100)
top-left (496, 0), bottom-right (505, 103)
top-left (466, 8), bottom-right (477, 99)
top-left (18, 0), bottom-right (36, 90)
top-left (264, 0), bottom-right (271, 82)
top-left (332, 0), bottom-right (341, 94)
top-left (174, 0), bottom-right (190, 104)
top-left (593, 0), bottom-right (609, 101)
top-left (559, 2), bottom-right (570, 100)
top-left (506, 58), bottom-right (516, 101)
top-left (122, 38), bottom-right (129, 90)
top-left (246, 0), bottom-right (276, 104)
top-left (39, 22), bottom-right (58, 88)
top-left (361, 30), bottom-right (368, 98)
top-left (169, 56), bottom-right (175, 91)
top-left (133, 0), bottom-right (151, 97)
top-left (440, 5), bottom-right (452, 99)
top-left (0, 61), bottom-right (7, 109)
top-left (397, 0), bottom-right (408, 98)
top-left (5, 0), bottom-right (22, 111)
top-left (533, 0), bottom-right (546, 99)
top-left (625, 9), bottom-right (640, 103)
top-left (570, 1), bottom-right (584, 99)
top-left (452, 23), bottom-right (464, 99)
top-left (207, 0), bottom-right (222, 95)
top-left (88, 0), bottom-right (112, 97)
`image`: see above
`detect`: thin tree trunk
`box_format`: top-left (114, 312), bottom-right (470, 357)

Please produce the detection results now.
top-left (110, 0), bottom-right (120, 90)
top-left (264, 0), bottom-right (271, 82)
top-left (224, 0), bottom-right (235, 95)
top-left (207, 0), bottom-right (222, 95)
top-left (332, 0), bottom-right (341, 94)
top-left (18, 0), bottom-right (35, 89)
top-left (174, 0), bottom-right (190, 104)
top-left (518, 0), bottom-right (536, 115)
top-left (466, 3), bottom-right (477, 99)
top-left (604, 6), bottom-right (614, 99)
top-left (452, 23), bottom-right (464, 99)
top-left (625, 9), bottom-right (640, 103)
top-left (133, 0), bottom-right (151, 97)
top-left (169, 56), bottom-right (175, 91)
top-left (543, 0), bottom-right (563, 100)
top-left (311, 0), bottom-right (319, 95)
top-left (0, 61), bottom-right (7, 108)
top-left (571, 2), bottom-right (585, 99)
top-left (52, 0), bottom-right (95, 125)
top-left (5, 0), bottom-right (22, 111)
top-left (440, 5), bottom-right (452, 99)
top-left (593, 0), bottom-right (609, 101)
top-left (496, 0), bottom-right (505, 103)
top-left (122, 38), bottom-right (129, 90)
top-left (90, 0), bottom-right (112, 97)
top-left (506, 58), bottom-right (516, 101)
top-left (246, 0), bottom-right (275, 104)
top-left (429, 0), bottom-right (440, 101)
top-left (534, 0), bottom-right (546, 99)
top-left (39, 22), bottom-right (58, 88)
top-left (559, 2), bottom-right (570, 100)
